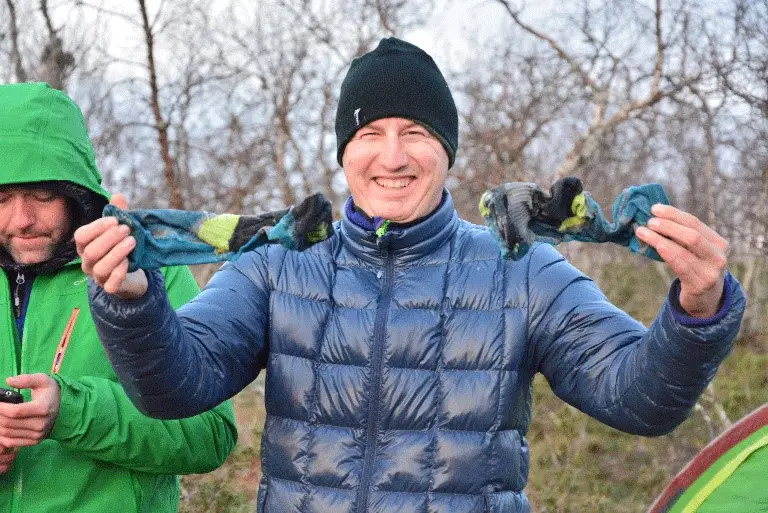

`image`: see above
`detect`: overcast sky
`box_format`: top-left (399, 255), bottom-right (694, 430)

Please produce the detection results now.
top-left (408, 0), bottom-right (573, 78)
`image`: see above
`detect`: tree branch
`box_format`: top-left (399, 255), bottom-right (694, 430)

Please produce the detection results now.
top-left (651, 0), bottom-right (664, 95)
top-left (76, 1), bottom-right (143, 28)
top-left (552, 0), bottom-right (670, 178)
top-left (496, 0), bottom-right (602, 92)
top-left (4, 0), bottom-right (28, 82)
top-left (39, 0), bottom-right (56, 35)
top-left (137, 0), bottom-right (183, 209)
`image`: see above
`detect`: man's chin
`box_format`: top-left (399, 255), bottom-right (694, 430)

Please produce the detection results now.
top-left (7, 249), bottom-right (54, 266)
top-left (366, 200), bottom-right (414, 221)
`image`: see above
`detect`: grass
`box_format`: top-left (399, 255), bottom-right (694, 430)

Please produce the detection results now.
top-left (179, 382), bottom-right (265, 512)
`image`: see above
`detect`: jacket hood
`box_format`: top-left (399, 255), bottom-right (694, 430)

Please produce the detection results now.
top-left (0, 82), bottom-right (109, 199)
top-left (0, 82), bottom-right (110, 273)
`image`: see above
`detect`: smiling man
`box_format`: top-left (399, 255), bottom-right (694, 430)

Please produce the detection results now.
top-left (79, 38), bottom-right (744, 513)
top-left (341, 118), bottom-right (449, 224)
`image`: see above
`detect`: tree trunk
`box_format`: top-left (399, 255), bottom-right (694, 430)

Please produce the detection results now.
top-left (138, 0), bottom-right (183, 209)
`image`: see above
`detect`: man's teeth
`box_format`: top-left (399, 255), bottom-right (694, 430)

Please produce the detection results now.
top-left (375, 177), bottom-right (412, 188)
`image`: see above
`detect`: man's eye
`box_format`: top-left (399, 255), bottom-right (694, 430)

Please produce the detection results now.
top-left (32, 192), bottom-right (57, 202)
top-left (405, 128), bottom-right (428, 137)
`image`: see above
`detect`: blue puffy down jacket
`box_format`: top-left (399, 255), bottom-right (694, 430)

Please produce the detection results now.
top-left (90, 193), bottom-right (745, 513)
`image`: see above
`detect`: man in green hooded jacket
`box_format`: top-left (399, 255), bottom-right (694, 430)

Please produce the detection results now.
top-left (0, 81), bottom-right (238, 512)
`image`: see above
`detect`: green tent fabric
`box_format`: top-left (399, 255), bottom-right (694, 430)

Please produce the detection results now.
top-left (648, 404), bottom-right (768, 512)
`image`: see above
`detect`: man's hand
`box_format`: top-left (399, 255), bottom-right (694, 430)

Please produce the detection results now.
top-left (0, 375), bottom-right (61, 449)
top-left (635, 204), bottom-right (728, 318)
top-left (0, 445), bottom-right (18, 474)
top-left (74, 193), bottom-right (148, 299)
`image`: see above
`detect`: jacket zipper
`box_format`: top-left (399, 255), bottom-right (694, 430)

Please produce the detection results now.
top-left (13, 272), bottom-right (24, 319)
top-left (7, 272), bottom-right (25, 513)
top-left (356, 236), bottom-right (394, 513)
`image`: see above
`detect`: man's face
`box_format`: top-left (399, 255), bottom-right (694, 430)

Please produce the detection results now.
top-left (342, 117), bottom-right (449, 223)
top-left (0, 187), bottom-right (71, 265)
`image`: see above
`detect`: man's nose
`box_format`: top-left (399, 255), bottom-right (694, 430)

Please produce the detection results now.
top-left (380, 134), bottom-right (408, 170)
top-left (9, 198), bottom-right (36, 230)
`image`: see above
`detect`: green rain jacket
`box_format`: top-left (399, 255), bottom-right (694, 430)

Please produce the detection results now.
top-left (0, 82), bottom-right (238, 512)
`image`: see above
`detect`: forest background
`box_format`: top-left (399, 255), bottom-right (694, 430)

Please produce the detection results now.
top-left (1, 0), bottom-right (766, 511)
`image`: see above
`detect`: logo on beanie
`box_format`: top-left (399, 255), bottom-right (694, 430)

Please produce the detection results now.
top-left (354, 108), bottom-right (361, 127)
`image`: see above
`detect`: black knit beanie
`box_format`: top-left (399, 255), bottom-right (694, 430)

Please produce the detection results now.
top-left (335, 37), bottom-right (458, 168)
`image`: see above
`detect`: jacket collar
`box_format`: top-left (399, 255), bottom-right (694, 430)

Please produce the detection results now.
top-left (340, 190), bottom-right (459, 265)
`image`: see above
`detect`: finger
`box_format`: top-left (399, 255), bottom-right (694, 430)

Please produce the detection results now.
top-left (79, 225), bottom-right (133, 276)
top-left (102, 259), bottom-right (131, 295)
top-left (635, 227), bottom-right (721, 290)
top-left (0, 401), bottom-right (48, 420)
top-left (0, 420), bottom-right (49, 437)
top-left (74, 216), bottom-right (120, 252)
top-left (6, 373), bottom-right (50, 391)
top-left (90, 236), bottom-right (136, 287)
top-left (650, 204), bottom-right (728, 251)
top-left (645, 217), bottom-right (726, 266)
top-left (0, 434), bottom-right (45, 447)
top-left (0, 412), bottom-right (50, 441)
top-left (0, 455), bottom-right (16, 473)
top-left (109, 193), bottom-right (129, 210)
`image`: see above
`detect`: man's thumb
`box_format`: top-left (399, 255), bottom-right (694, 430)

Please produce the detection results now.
top-left (6, 374), bottom-right (44, 390)
top-left (110, 193), bottom-right (129, 210)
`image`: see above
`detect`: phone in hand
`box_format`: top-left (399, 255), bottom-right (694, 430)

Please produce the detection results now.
top-left (0, 387), bottom-right (23, 404)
